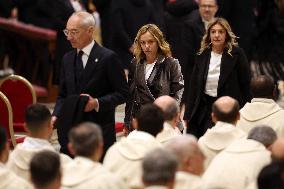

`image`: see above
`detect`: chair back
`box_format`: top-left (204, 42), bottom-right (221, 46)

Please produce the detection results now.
top-left (0, 75), bottom-right (36, 132)
top-left (0, 91), bottom-right (16, 146)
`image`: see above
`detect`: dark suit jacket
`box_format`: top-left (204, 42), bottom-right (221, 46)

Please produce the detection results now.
top-left (216, 0), bottom-right (256, 60)
top-left (184, 46), bottom-right (252, 121)
top-left (182, 10), bottom-right (205, 103)
top-left (53, 42), bottom-right (129, 151)
top-left (110, 0), bottom-right (156, 69)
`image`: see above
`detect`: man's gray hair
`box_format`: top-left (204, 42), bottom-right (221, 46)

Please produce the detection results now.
top-left (73, 11), bottom-right (96, 27)
top-left (142, 148), bottom-right (178, 186)
top-left (166, 135), bottom-right (198, 164)
top-left (248, 125), bottom-right (277, 147)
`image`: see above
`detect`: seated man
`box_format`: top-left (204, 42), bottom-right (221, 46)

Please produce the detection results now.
top-left (198, 96), bottom-right (246, 167)
top-left (237, 75), bottom-right (284, 137)
top-left (167, 135), bottom-right (204, 189)
top-left (103, 104), bottom-right (164, 188)
top-left (30, 150), bottom-right (61, 189)
top-left (0, 127), bottom-right (32, 189)
top-left (202, 126), bottom-right (277, 189)
top-left (154, 96), bottom-right (182, 144)
top-left (7, 104), bottom-right (71, 181)
top-left (62, 122), bottom-right (128, 189)
top-left (142, 148), bottom-right (178, 189)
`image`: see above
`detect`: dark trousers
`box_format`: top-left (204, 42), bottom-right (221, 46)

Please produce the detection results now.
top-left (187, 93), bottom-right (217, 138)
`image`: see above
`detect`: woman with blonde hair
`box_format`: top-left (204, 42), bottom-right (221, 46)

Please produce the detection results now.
top-left (124, 24), bottom-right (184, 132)
top-left (184, 17), bottom-right (251, 138)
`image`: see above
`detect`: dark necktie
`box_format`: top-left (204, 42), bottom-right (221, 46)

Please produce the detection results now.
top-left (75, 50), bottom-right (84, 91)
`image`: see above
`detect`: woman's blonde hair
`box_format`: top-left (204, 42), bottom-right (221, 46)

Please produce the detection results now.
top-left (198, 17), bottom-right (238, 56)
top-left (133, 24), bottom-right (172, 63)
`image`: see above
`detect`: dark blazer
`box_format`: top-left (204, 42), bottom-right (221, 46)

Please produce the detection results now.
top-left (53, 42), bottom-right (129, 151)
top-left (216, 0), bottom-right (256, 60)
top-left (110, 0), bottom-right (156, 69)
top-left (124, 55), bottom-right (184, 128)
top-left (184, 46), bottom-right (252, 121)
top-left (184, 10), bottom-right (205, 74)
top-left (182, 10), bottom-right (205, 103)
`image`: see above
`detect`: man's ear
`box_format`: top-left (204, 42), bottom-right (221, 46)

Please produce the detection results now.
top-left (132, 118), bottom-right (138, 130)
top-left (67, 143), bottom-right (75, 156)
top-left (95, 142), bottom-right (104, 161)
top-left (236, 112), bottom-right (240, 121)
top-left (175, 112), bottom-right (181, 124)
top-left (211, 112), bottom-right (218, 124)
top-left (88, 26), bottom-right (95, 35)
top-left (23, 123), bottom-right (30, 134)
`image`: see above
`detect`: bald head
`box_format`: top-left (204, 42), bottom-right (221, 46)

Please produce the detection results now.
top-left (212, 96), bottom-right (240, 124)
top-left (271, 138), bottom-right (284, 161)
top-left (251, 75), bottom-right (275, 99)
top-left (154, 96), bottom-right (179, 121)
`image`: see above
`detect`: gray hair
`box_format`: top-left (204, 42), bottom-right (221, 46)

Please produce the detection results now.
top-left (72, 11), bottom-right (96, 27)
top-left (68, 122), bottom-right (103, 157)
top-left (166, 135), bottom-right (198, 164)
top-left (248, 126), bottom-right (277, 147)
top-left (142, 148), bottom-right (178, 186)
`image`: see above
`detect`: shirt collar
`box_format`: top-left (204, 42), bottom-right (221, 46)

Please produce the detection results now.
top-left (127, 130), bottom-right (155, 141)
top-left (21, 137), bottom-right (52, 150)
top-left (78, 40), bottom-right (95, 56)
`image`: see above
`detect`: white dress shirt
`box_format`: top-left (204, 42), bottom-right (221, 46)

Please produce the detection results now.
top-left (78, 40), bottom-right (95, 68)
top-left (205, 51), bottom-right (222, 97)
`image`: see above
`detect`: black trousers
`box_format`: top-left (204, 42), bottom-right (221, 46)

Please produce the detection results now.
top-left (187, 93), bottom-right (217, 138)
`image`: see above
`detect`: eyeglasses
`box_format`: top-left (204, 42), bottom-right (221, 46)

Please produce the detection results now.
top-left (63, 29), bottom-right (80, 37)
top-left (199, 4), bottom-right (216, 9)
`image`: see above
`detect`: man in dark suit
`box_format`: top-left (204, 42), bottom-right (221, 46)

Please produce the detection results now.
top-left (184, 0), bottom-right (218, 73)
top-left (52, 11), bottom-right (129, 154)
top-left (183, 0), bottom-right (218, 104)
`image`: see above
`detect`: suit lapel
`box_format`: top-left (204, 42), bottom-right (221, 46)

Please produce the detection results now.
top-left (197, 15), bottom-right (206, 35)
top-left (200, 49), bottom-right (211, 86)
top-left (218, 50), bottom-right (236, 90)
top-left (80, 42), bottom-right (101, 90)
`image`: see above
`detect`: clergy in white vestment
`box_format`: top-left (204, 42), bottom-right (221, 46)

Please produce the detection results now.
top-left (0, 127), bottom-right (32, 189)
top-left (7, 104), bottom-right (71, 181)
top-left (103, 104), bottom-right (164, 188)
top-left (202, 126), bottom-right (277, 189)
top-left (142, 148), bottom-right (178, 189)
top-left (154, 96), bottom-right (182, 145)
top-left (198, 96), bottom-right (247, 168)
top-left (167, 135), bottom-right (204, 189)
top-left (237, 75), bottom-right (284, 137)
top-left (62, 122), bottom-right (128, 189)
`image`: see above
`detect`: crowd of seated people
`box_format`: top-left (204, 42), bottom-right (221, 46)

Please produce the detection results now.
top-left (0, 85), bottom-right (283, 188)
